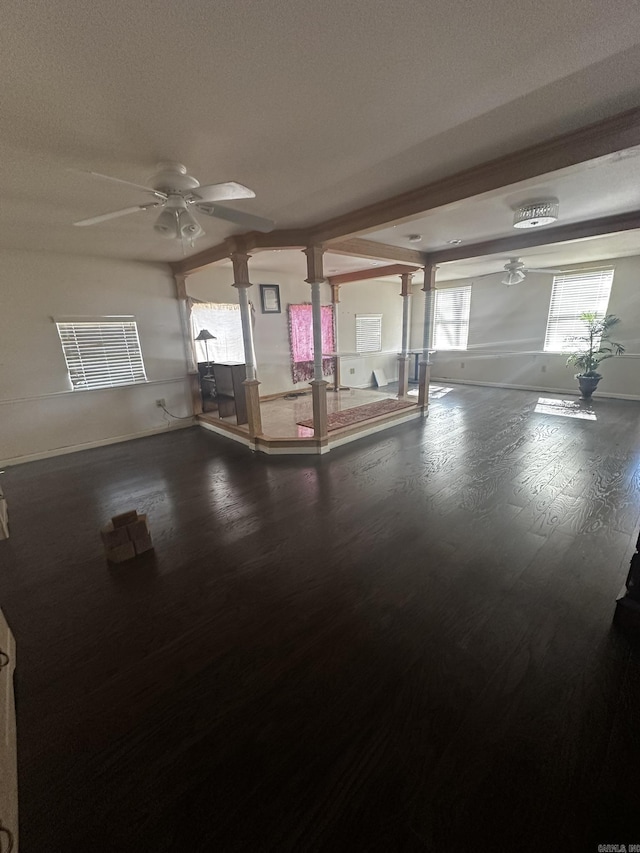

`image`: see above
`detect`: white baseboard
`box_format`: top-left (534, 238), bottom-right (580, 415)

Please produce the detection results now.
top-left (329, 408), bottom-right (424, 449)
top-left (431, 376), bottom-right (640, 401)
top-left (1, 420), bottom-right (194, 467)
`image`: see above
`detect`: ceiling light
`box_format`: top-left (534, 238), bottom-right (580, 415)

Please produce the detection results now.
top-left (407, 234), bottom-right (423, 243)
top-left (370, 261), bottom-right (381, 266)
top-left (446, 239), bottom-right (462, 245)
top-left (513, 199), bottom-right (559, 229)
top-left (154, 208), bottom-right (179, 238)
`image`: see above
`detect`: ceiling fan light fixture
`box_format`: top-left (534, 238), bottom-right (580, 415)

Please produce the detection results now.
top-left (154, 208), bottom-right (179, 238)
top-left (177, 208), bottom-right (203, 240)
top-left (502, 269), bottom-right (526, 286)
top-left (513, 199), bottom-right (559, 229)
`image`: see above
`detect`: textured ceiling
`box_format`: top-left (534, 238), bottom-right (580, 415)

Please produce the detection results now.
top-left (2, 0), bottom-right (640, 265)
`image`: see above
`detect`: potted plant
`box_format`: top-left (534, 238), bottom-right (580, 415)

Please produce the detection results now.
top-left (565, 312), bottom-right (625, 398)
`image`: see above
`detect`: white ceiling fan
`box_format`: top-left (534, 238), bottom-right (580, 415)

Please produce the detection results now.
top-left (72, 161), bottom-right (275, 243)
top-left (476, 257), bottom-right (565, 286)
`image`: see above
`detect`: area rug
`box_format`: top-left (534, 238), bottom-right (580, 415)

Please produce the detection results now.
top-left (297, 398), bottom-right (416, 431)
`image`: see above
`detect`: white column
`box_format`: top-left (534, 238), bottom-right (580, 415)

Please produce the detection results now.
top-left (398, 272), bottom-right (413, 398)
top-left (418, 264), bottom-right (437, 411)
top-left (231, 251), bottom-right (262, 438)
top-left (311, 281), bottom-right (323, 380)
top-left (304, 246), bottom-right (329, 441)
top-left (231, 252), bottom-right (257, 381)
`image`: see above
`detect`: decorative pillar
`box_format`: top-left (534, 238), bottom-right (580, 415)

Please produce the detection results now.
top-left (330, 282), bottom-right (341, 393)
top-left (304, 245), bottom-right (328, 441)
top-left (397, 271), bottom-right (413, 398)
top-left (231, 251), bottom-right (262, 438)
top-left (418, 264), bottom-right (437, 411)
top-left (174, 272), bottom-right (202, 415)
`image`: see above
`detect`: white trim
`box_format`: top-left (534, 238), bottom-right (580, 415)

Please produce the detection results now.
top-left (198, 419), bottom-right (254, 449)
top-left (429, 376), bottom-right (640, 401)
top-left (1, 420), bottom-right (194, 467)
top-left (198, 409), bottom-right (423, 454)
top-left (0, 377), bottom-right (187, 406)
top-left (328, 408), bottom-right (423, 448)
top-left (435, 350), bottom-right (640, 359)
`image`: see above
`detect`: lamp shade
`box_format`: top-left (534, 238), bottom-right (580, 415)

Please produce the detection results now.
top-left (195, 329), bottom-right (216, 341)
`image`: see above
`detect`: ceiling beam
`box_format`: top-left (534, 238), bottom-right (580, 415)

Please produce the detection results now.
top-left (244, 229), bottom-right (309, 251)
top-left (308, 106), bottom-right (640, 244)
top-left (328, 264), bottom-right (418, 286)
top-left (425, 209), bottom-right (640, 265)
top-left (327, 238), bottom-right (424, 265)
top-left (170, 242), bottom-right (231, 276)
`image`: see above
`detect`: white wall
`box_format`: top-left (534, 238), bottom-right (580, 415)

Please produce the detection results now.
top-left (0, 250), bottom-right (191, 464)
top-left (336, 279), bottom-right (403, 388)
top-left (188, 267), bottom-right (405, 392)
top-left (187, 264), bottom-right (332, 396)
top-left (421, 255), bottom-right (640, 398)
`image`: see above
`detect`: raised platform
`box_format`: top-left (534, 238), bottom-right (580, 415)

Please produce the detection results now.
top-left (198, 387), bottom-right (424, 455)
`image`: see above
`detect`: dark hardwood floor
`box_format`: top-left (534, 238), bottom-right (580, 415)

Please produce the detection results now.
top-left (1, 385), bottom-right (640, 852)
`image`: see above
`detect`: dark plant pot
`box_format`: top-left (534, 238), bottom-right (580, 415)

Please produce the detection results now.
top-left (577, 374), bottom-right (601, 399)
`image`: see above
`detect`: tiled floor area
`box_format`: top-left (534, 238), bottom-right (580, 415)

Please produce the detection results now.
top-left (208, 386), bottom-right (400, 437)
top-left (203, 384), bottom-right (458, 438)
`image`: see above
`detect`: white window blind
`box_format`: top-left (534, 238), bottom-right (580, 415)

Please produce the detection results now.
top-left (191, 302), bottom-right (244, 363)
top-left (356, 315), bottom-right (382, 353)
top-left (544, 268), bottom-right (614, 352)
top-left (433, 286), bottom-right (472, 350)
top-left (56, 318), bottom-right (147, 391)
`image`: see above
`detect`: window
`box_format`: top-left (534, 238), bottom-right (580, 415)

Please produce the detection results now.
top-left (433, 286), bottom-right (471, 350)
top-left (56, 317), bottom-right (147, 391)
top-left (543, 268), bottom-right (614, 352)
top-left (191, 302), bottom-right (244, 363)
top-left (356, 315), bottom-right (382, 353)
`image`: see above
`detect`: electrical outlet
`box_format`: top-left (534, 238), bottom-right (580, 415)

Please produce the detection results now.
top-left (541, 365), bottom-right (547, 373)
top-left (460, 362), bottom-right (465, 369)
top-left (349, 367), bottom-right (355, 374)
top-left (156, 398), bottom-right (166, 408)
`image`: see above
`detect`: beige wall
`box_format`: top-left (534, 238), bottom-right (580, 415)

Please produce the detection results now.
top-left (0, 250), bottom-right (191, 464)
top-left (420, 255), bottom-right (640, 398)
top-left (187, 266), bottom-right (404, 393)
top-left (336, 279), bottom-right (403, 388)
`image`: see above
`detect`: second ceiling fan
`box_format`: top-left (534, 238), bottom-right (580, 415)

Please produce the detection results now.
top-left (476, 257), bottom-right (565, 286)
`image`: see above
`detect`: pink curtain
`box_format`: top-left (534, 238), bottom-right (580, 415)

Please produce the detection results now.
top-left (288, 303), bottom-right (335, 384)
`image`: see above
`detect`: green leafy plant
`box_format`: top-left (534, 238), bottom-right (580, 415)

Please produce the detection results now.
top-left (565, 312), bottom-right (625, 378)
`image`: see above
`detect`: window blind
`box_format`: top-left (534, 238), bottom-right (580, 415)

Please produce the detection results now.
top-left (433, 286), bottom-right (472, 350)
top-left (356, 315), bottom-right (382, 353)
top-left (191, 302), bottom-right (244, 363)
top-left (56, 319), bottom-right (147, 391)
top-left (543, 268), bottom-right (614, 352)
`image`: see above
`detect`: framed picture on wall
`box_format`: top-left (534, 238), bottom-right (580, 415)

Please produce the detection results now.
top-left (259, 284), bottom-right (281, 314)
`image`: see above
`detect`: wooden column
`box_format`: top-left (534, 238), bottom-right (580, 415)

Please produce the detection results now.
top-left (418, 264), bottom-right (437, 412)
top-left (330, 282), bottom-right (341, 392)
top-left (174, 272), bottom-right (202, 415)
top-left (231, 251), bottom-right (262, 438)
top-left (304, 246), bottom-right (328, 441)
top-left (397, 271), bottom-right (413, 398)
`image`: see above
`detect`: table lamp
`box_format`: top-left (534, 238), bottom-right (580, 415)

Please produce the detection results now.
top-left (194, 329), bottom-right (216, 377)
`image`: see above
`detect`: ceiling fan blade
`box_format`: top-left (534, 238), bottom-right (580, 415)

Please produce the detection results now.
top-left (195, 203), bottom-right (275, 232)
top-left (70, 169), bottom-right (167, 199)
top-left (473, 271), bottom-right (503, 279)
top-left (525, 267), bottom-right (565, 274)
top-left (189, 182), bottom-right (256, 203)
top-left (74, 203), bottom-right (160, 226)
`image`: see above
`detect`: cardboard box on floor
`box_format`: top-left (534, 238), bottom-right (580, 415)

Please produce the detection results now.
top-left (101, 511), bottom-right (153, 563)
